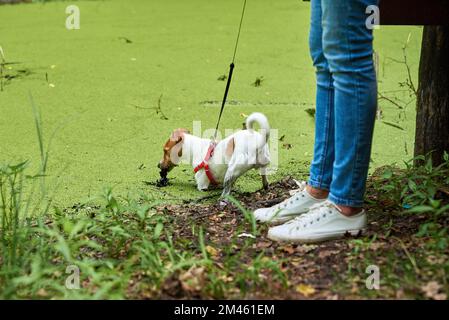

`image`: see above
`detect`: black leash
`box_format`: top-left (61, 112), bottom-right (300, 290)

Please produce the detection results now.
top-left (213, 0), bottom-right (247, 141)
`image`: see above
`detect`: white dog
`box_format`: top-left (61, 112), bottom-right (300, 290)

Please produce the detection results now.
top-left (158, 112), bottom-right (271, 197)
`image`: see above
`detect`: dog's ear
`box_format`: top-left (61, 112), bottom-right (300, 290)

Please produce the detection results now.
top-left (165, 128), bottom-right (189, 157)
top-left (169, 128), bottom-right (189, 144)
top-left (225, 138), bottom-right (235, 157)
top-left (165, 128), bottom-right (189, 149)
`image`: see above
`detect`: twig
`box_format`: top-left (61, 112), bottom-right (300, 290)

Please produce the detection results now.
top-left (401, 45), bottom-right (417, 95)
top-left (131, 94), bottom-right (168, 120)
top-left (378, 92), bottom-right (404, 110)
top-left (131, 104), bottom-right (152, 110)
top-left (383, 34), bottom-right (417, 97)
top-left (381, 121), bottom-right (405, 131)
top-left (157, 94), bottom-right (169, 120)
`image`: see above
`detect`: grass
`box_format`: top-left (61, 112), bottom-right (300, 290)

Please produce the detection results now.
top-left (0, 101), bottom-right (447, 299)
top-left (2, 149), bottom-right (448, 298)
top-left (0, 157), bottom-right (287, 298)
top-left (0, 0), bottom-right (422, 208)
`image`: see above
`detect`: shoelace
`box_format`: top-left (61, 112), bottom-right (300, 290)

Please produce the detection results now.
top-left (286, 201), bottom-right (335, 229)
top-left (270, 181), bottom-right (308, 211)
top-left (289, 180), bottom-right (308, 196)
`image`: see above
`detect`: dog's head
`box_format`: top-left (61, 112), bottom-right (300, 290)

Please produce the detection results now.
top-left (158, 128), bottom-right (189, 173)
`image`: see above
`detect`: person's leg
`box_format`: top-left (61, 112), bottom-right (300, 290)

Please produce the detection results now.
top-left (267, 0), bottom-right (378, 243)
top-left (307, 0), bottom-right (335, 200)
top-left (322, 0), bottom-right (378, 213)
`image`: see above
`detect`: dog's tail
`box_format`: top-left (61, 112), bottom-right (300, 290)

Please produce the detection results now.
top-left (245, 112), bottom-right (270, 149)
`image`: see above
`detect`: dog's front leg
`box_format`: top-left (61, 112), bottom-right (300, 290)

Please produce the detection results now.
top-left (221, 175), bottom-right (237, 198)
top-left (219, 169), bottom-right (238, 206)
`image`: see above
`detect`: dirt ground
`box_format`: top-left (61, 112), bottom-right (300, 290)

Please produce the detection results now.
top-left (153, 176), bottom-right (447, 299)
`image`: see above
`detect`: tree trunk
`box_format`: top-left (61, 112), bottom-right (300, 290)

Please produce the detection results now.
top-left (415, 26), bottom-right (449, 166)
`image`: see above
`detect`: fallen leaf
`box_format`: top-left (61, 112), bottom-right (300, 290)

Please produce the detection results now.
top-left (281, 245), bottom-right (295, 254)
top-left (421, 281), bottom-right (446, 300)
top-left (369, 242), bottom-right (383, 250)
top-left (318, 250), bottom-right (339, 259)
top-left (37, 288), bottom-right (48, 297)
top-left (257, 241), bottom-right (272, 249)
top-left (396, 289), bottom-right (405, 299)
top-left (296, 245), bottom-right (318, 254)
top-left (426, 255), bottom-right (447, 265)
top-left (206, 245), bottom-right (219, 257)
top-left (219, 275), bottom-right (234, 283)
top-left (179, 267), bottom-right (205, 293)
top-left (290, 257), bottom-right (302, 268)
top-left (296, 284), bottom-right (316, 297)
top-left (434, 293), bottom-right (447, 300)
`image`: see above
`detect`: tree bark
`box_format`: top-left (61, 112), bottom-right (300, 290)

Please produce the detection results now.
top-left (415, 26), bottom-right (449, 166)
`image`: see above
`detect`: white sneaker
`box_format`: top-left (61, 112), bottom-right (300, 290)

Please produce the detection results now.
top-left (253, 182), bottom-right (326, 225)
top-left (267, 201), bottom-right (367, 243)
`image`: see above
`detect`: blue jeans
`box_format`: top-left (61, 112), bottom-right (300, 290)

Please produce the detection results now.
top-left (308, 0), bottom-right (378, 207)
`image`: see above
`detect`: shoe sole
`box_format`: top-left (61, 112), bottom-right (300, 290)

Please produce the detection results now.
top-left (263, 215), bottom-right (296, 226)
top-left (267, 228), bottom-right (366, 244)
top-left (255, 210), bottom-right (310, 226)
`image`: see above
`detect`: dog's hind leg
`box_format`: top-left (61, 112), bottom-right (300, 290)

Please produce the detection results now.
top-left (261, 174), bottom-right (269, 190)
top-left (260, 166), bottom-right (269, 190)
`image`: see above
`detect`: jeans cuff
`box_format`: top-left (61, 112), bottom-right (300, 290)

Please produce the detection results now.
top-left (308, 179), bottom-right (330, 191)
top-left (328, 193), bottom-right (364, 208)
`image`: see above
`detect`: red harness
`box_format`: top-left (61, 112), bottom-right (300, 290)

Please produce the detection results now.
top-left (193, 142), bottom-right (218, 185)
